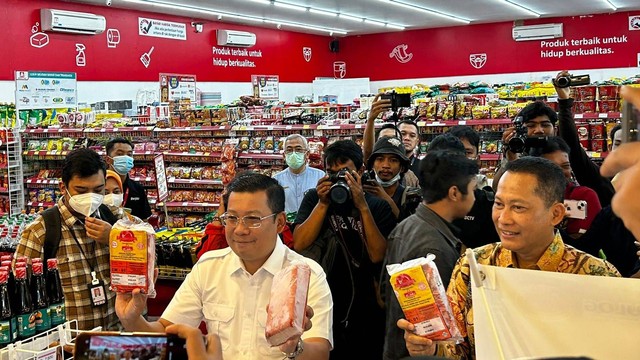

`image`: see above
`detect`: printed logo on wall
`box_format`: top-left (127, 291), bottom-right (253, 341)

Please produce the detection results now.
top-left (333, 61), bottom-right (346, 79)
top-left (140, 46), bottom-right (155, 68)
top-left (469, 53), bottom-right (487, 69)
top-left (75, 44), bottom-right (86, 67)
top-left (29, 23), bottom-right (49, 48)
top-left (107, 29), bottom-right (121, 48)
top-left (389, 44), bottom-right (413, 63)
top-left (630, 16), bottom-right (640, 30)
top-left (303, 47), bottom-right (312, 62)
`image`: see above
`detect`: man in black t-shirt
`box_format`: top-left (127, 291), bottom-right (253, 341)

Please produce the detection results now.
top-left (105, 138), bottom-right (152, 219)
top-left (293, 140), bottom-right (396, 360)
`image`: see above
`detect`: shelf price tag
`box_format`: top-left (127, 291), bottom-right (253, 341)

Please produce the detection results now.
top-left (574, 114), bottom-right (584, 119)
top-left (598, 113), bottom-right (608, 118)
top-left (458, 120), bottom-right (466, 125)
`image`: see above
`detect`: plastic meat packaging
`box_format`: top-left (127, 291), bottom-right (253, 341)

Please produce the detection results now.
top-left (109, 218), bottom-right (156, 298)
top-left (265, 261), bottom-right (311, 346)
top-left (386, 254), bottom-right (463, 343)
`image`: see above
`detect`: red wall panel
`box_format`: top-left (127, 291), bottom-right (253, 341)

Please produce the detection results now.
top-left (0, 0), bottom-right (337, 82)
top-left (339, 12), bottom-right (640, 81)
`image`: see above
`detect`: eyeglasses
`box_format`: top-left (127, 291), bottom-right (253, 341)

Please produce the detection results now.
top-left (284, 148), bottom-right (307, 155)
top-left (219, 212), bottom-right (278, 228)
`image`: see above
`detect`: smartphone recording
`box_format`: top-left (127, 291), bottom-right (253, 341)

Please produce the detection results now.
top-left (621, 101), bottom-right (639, 143)
top-left (74, 332), bottom-right (187, 360)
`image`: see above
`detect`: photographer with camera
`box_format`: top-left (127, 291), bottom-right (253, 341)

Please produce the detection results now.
top-left (362, 136), bottom-right (421, 221)
top-left (293, 140), bottom-right (396, 360)
top-left (554, 70), bottom-right (616, 207)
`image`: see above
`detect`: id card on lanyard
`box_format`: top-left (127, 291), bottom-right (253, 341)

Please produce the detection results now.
top-left (68, 225), bottom-right (107, 307)
top-left (123, 187), bottom-right (130, 208)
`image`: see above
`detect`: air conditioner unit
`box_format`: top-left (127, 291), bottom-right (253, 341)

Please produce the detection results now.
top-left (41, 8), bottom-right (106, 35)
top-left (512, 23), bottom-right (563, 41)
top-left (216, 29), bottom-right (256, 47)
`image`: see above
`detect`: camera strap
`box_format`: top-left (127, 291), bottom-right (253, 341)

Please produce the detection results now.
top-left (328, 212), bottom-right (366, 269)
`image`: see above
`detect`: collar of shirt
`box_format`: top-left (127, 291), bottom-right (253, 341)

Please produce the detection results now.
top-left (500, 232), bottom-right (566, 271)
top-left (287, 165), bottom-right (307, 177)
top-left (417, 203), bottom-right (462, 237)
top-left (228, 236), bottom-right (286, 277)
top-left (57, 198), bottom-right (82, 228)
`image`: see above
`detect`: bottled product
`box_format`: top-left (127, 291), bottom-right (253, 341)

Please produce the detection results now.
top-left (0, 262), bottom-right (17, 342)
top-left (31, 262), bottom-right (50, 333)
top-left (0, 270), bottom-right (12, 348)
top-left (15, 266), bottom-right (35, 339)
top-left (46, 259), bottom-right (65, 326)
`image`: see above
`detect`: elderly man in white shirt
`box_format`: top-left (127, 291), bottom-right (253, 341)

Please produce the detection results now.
top-left (116, 172), bottom-right (333, 360)
top-left (274, 134), bottom-right (325, 214)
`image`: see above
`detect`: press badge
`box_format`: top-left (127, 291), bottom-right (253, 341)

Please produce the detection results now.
top-left (88, 271), bottom-right (106, 307)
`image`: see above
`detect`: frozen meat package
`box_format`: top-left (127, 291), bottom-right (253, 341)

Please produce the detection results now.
top-left (109, 218), bottom-right (156, 298)
top-left (387, 254), bottom-right (463, 343)
top-left (265, 261), bottom-right (311, 346)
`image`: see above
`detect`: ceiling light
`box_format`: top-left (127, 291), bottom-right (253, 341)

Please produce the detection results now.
top-left (264, 19), bottom-right (347, 34)
top-left (273, 2), bottom-right (307, 12)
top-left (379, 0), bottom-right (471, 23)
top-left (603, 0), bottom-right (617, 10)
top-left (309, 8), bottom-right (337, 17)
top-left (498, 0), bottom-right (541, 17)
top-left (338, 13), bottom-right (363, 22)
top-left (247, 0), bottom-right (270, 4)
top-left (364, 19), bottom-right (386, 27)
top-left (385, 23), bottom-right (405, 30)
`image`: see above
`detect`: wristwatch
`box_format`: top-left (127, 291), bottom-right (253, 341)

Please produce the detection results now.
top-left (282, 338), bottom-right (304, 359)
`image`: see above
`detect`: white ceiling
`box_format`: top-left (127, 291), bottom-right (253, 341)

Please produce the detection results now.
top-left (66, 0), bottom-right (640, 36)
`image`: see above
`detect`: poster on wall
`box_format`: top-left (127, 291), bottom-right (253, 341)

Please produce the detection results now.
top-left (251, 75), bottom-right (279, 99)
top-left (14, 71), bottom-right (77, 110)
top-left (138, 17), bottom-right (187, 41)
top-left (159, 73), bottom-right (197, 104)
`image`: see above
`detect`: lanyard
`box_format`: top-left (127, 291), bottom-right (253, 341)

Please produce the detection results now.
top-left (66, 222), bottom-right (99, 281)
top-left (123, 187), bottom-right (130, 207)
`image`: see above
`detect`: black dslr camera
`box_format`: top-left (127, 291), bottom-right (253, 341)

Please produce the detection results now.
top-left (329, 168), bottom-right (351, 204)
top-left (360, 169), bottom-right (377, 185)
top-left (552, 74), bottom-right (590, 88)
top-left (508, 116), bottom-right (548, 154)
top-left (381, 91), bottom-right (412, 112)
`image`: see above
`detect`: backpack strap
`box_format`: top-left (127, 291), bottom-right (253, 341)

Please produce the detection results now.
top-left (41, 205), bottom-right (62, 261)
top-left (97, 204), bottom-right (118, 225)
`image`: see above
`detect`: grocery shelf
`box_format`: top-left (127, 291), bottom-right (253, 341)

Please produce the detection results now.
top-left (167, 178), bottom-right (223, 185)
top-left (162, 201), bottom-right (219, 207)
top-left (573, 112), bottom-right (621, 119)
top-left (25, 178), bottom-right (60, 185)
top-left (237, 152), bottom-right (282, 160)
top-left (417, 119), bottom-right (513, 127)
top-left (154, 125), bottom-right (231, 132)
top-left (84, 126), bottom-right (155, 133)
top-left (478, 153), bottom-right (501, 161)
top-left (26, 201), bottom-right (55, 208)
top-left (21, 128), bottom-right (84, 134)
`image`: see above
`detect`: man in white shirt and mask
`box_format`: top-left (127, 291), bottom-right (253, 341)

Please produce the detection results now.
top-left (274, 134), bottom-right (325, 214)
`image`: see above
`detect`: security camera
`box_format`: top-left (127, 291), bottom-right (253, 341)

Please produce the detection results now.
top-left (106, 0), bottom-right (112, 6)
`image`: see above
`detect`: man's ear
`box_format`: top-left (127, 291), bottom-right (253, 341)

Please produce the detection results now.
top-left (550, 202), bottom-right (566, 226)
top-left (276, 212), bottom-right (287, 233)
top-left (59, 181), bottom-right (66, 194)
top-left (447, 186), bottom-right (460, 202)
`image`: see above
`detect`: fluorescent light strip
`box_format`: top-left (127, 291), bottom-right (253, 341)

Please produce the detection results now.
top-left (604, 0), bottom-right (618, 10)
top-left (385, 23), bottom-right (405, 30)
top-left (308, 8), bottom-right (337, 17)
top-left (499, 0), bottom-right (541, 17)
top-left (338, 13), bottom-right (364, 22)
top-left (120, 0), bottom-right (347, 34)
top-left (380, 0), bottom-right (470, 23)
top-left (273, 2), bottom-right (307, 12)
top-left (364, 19), bottom-right (386, 27)
top-left (247, 0), bottom-right (270, 4)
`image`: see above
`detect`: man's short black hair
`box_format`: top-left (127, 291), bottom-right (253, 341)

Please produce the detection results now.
top-left (515, 101), bottom-right (558, 125)
top-left (427, 134), bottom-right (466, 154)
top-left (419, 151), bottom-right (479, 203)
top-left (448, 125), bottom-right (480, 151)
top-left (376, 123), bottom-right (400, 139)
top-left (609, 123), bottom-right (621, 141)
top-left (105, 138), bottom-right (134, 156)
top-left (397, 120), bottom-right (419, 134)
top-left (223, 171), bottom-right (285, 214)
top-left (62, 148), bottom-right (107, 186)
top-left (503, 157), bottom-right (566, 207)
top-left (528, 136), bottom-right (571, 157)
top-left (323, 140), bottom-right (364, 170)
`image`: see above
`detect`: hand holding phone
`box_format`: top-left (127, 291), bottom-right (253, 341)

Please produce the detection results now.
top-left (621, 100), bottom-right (639, 143)
top-left (74, 332), bottom-right (188, 360)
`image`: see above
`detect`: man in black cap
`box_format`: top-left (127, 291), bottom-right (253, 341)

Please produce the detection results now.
top-left (363, 136), bottom-right (420, 221)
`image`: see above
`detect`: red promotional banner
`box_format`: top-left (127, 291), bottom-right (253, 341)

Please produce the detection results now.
top-left (0, 0), bottom-right (338, 82)
top-left (340, 12), bottom-right (640, 81)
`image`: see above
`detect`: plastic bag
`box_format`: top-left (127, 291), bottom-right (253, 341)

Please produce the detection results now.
top-left (109, 218), bottom-right (156, 298)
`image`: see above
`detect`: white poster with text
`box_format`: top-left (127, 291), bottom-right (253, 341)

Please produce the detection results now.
top-left (139, 17), bottom-right (187, 41)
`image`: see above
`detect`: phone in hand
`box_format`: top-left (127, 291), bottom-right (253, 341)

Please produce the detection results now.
top-left (74, 331), bottom-right (188, 360)
top-left (564, 199), bottom-right (587, 220)
top-left (621, 101), bottom-right (639, 143)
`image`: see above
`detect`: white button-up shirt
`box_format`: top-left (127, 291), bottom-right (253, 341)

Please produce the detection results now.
top-left (274, 166), bottom-right (325, 213)
top-left (162, 239), bottom-right (333, 360)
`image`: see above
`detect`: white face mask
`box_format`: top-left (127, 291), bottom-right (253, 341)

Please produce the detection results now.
top-left (375, 172), bottom-right (401, 188)
top-left (67, 191), bottom-right (104, 217)
top-left (103, 193), bottom-right (124, 208)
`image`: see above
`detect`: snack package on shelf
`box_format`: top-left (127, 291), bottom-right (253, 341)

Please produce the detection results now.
top-left (386, 255), bottom-right (463, 343)
top-left (265, 261), bottom-right (311, 346)
top-left (109, 218), bottom-right (156, 298)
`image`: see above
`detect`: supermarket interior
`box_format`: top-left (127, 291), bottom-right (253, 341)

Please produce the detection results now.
top-left (1, 0), bottom-right (640, 358)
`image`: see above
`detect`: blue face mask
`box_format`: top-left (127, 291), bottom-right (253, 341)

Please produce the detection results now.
top-left (112, 155), bottom-right (134, 175)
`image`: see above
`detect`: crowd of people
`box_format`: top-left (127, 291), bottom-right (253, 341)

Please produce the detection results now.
top-left (12, 74), bottom-right (640, 360)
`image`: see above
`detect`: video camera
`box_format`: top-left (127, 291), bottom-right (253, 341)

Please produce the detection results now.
top-left (507, 116), bottom-right (548, 153)
top-left (552, 74), bottom-right (590, 88)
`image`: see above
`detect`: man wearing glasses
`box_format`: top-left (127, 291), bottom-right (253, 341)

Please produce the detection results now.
top-left (116, 172), bottom-right (333, 360)
top-left (274, 134), bottom-right (325, 214)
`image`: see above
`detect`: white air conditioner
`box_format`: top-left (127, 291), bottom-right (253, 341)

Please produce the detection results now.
top-left (41, 8), bottom-right (106, 35)
top-left (512, 23), bottom-right (563, 41)
top-left (216, 29), bottom-right (256, 47)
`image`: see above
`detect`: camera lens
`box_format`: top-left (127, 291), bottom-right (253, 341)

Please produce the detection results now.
top-left (330, 182), bottom-right (350, 204)
top-left (555, 76), bottom-right (570, 88)
top-left (508, 136), bottom-right (526, 154)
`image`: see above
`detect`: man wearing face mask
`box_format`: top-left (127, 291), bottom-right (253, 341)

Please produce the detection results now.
top-left (15, 148), bottom-right (119, 330)
top-left (363, 136), bottom-right (420, 221)
top-left (106, 138), bottom-right (152, 220)
top-left (273, 134), bottom-right (324, 214)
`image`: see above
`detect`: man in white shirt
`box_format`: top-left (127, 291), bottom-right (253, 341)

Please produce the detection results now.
top-left (274, 134), bottom-right (325, 214)
top-left (116, 172), bottom-right (333, 360)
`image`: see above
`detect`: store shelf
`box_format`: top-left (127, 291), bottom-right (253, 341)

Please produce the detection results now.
top-left (26, 201), bottom-right (55, 208)
top-left (167, 178), bottom-right (223, 186)
top-left (586, 151), bottom-right (609, 158)
top-left (237, 152), bottom-right (282, 160)
top-left (84, 126), bottom-right (155, 133)
top-left (21, 128), bottom-right (84, 134)
top-left (22, 150), bottom-right (70, 158)
top-left (478, 153), bottom-right (501, 161)
top-left (162, 201), bottom-right (219, 207)
top-left (154, 125), bottom-right (231, 132)
top-left (573, 112), bottom-right (621, 119)
top-left (25, 178), bottom-right (60, 185)
top-left (417, 119), bottom-right (513, 127)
